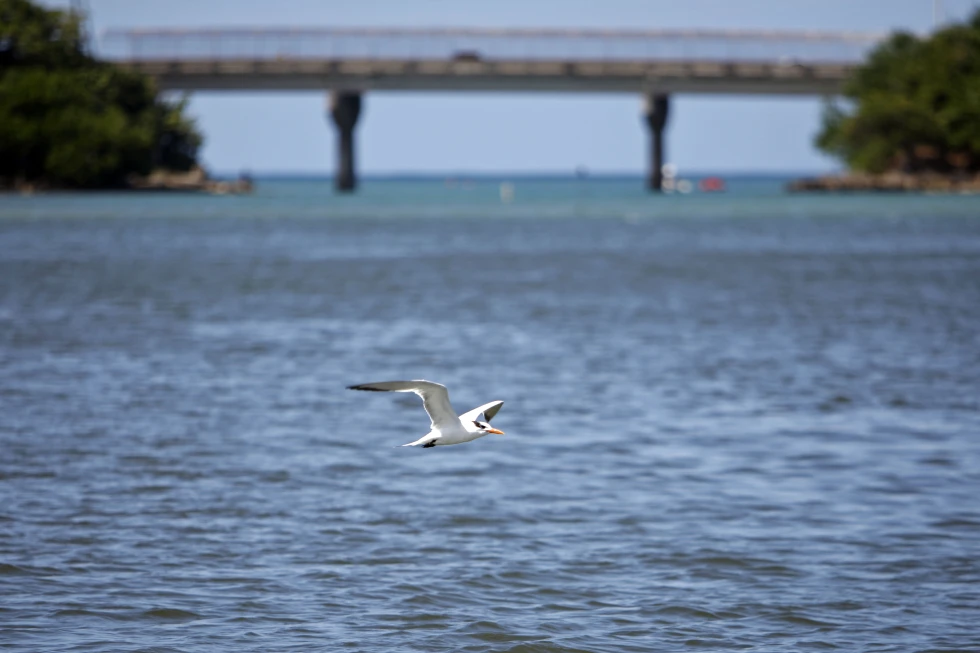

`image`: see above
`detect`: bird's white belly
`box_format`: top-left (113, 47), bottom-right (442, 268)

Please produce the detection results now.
top-left (434, 428), bottom-right (486, 446)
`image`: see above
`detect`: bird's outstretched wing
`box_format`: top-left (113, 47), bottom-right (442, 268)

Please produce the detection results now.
top-left (347, 380), bottom-right (458, 430)
top-left (458, 400), bottom-right (504, 424)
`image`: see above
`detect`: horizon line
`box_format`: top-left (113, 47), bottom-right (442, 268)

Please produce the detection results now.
top-left (212, 169), bottom-right (837, 179)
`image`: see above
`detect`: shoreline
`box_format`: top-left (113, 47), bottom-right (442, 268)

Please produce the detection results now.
top-left (788, 172), bottom-right (980, 193)
top-left (2, 167), bottom-right (253, 196)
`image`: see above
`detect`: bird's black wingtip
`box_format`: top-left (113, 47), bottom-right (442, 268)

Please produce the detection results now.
top-left (347, 384), bottom-right (387, 392)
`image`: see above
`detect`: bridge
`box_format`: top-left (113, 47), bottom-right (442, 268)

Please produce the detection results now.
top-left (101, 27), bottom-right (883, 192)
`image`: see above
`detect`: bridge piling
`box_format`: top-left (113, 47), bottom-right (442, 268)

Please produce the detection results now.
top-left (329, 91), bottom-right (362, 192)
top-left (643, 93), bottom-right (670, 192)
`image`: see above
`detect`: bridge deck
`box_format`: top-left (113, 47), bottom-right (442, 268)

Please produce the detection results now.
top-left (103, 27), bottom-right (877, 95)
top-left (120, 57), bottom-right (855, 94)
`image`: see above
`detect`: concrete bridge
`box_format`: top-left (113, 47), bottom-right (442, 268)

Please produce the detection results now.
top-left (102, 27), bottom-right (883, 192)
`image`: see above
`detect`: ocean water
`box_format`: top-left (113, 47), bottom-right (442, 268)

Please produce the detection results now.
top-left (1, 177), bottom-right (979, 652)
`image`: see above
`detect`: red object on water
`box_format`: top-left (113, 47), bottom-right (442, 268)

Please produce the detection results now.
top-left (699, 177), bottom-right (726, 192)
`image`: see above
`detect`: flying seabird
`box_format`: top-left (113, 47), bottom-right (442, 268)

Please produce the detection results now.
top-left (347, 380), bottom-right (505, 448)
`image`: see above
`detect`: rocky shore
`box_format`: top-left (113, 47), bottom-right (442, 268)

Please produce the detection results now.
top-left (4, 167), bottom-right (253, 195)
top-left (126, 167), bottom-right (254, 194)
top-left (788, 172), bottom-right (980, 193)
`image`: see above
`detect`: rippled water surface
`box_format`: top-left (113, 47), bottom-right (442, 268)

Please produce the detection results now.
top-left (2, 179), bottom-right (980, 652)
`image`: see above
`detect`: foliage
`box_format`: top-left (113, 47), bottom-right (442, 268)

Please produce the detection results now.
top-left (0, 0), bottom-right (202, 188)
top-left (155, 96), bottom-right (203, 173)
top-left (818, 12), bottom-right (980, 174)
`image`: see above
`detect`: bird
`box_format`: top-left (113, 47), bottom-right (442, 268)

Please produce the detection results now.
top-left (347, 380), bottom-right (504, 448)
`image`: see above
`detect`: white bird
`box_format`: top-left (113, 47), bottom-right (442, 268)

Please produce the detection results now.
top-left (347, 380), bottom-right (505, 448)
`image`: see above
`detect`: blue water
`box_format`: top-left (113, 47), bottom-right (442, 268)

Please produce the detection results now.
top-left (2, 177), bottom-right (979, 652)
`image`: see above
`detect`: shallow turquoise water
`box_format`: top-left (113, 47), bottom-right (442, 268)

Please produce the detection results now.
top-left (2, 178), bottom-right (979, 652)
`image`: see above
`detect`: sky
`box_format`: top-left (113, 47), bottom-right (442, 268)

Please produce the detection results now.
top-left (43, 0), bottom-right (980, 175)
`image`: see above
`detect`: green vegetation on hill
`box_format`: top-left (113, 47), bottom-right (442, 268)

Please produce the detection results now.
top-left (817, 11), bottom-right (980, 175)
top-left (0, 0), bottom-right (202, 189)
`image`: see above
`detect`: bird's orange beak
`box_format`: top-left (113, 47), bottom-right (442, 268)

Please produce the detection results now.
top-left (487, 427), bottom-right (505, 435)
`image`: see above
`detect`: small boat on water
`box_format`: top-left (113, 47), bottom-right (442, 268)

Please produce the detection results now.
top-left (698, 177), bottom-right (726, 192)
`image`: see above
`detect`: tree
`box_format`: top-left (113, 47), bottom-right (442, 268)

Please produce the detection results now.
top-left (817, 11), bottom-right (980, 174)
top-left (0, 0), bottom-right (202, 188)
top-left (155, 96), bottom-right (203, 172)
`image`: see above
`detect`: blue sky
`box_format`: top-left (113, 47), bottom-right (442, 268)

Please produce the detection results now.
top-left (45, 0), bottom-right (980, 175)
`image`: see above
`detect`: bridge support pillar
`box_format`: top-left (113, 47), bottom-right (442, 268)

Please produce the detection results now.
top-left (329, 91), bottom-right (362, 192)
top-left (643, 93), bottom-right (670, 192)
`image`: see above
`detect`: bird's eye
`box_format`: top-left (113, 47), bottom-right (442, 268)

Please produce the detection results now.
top-left (473, 421), bottom-right (483, 428)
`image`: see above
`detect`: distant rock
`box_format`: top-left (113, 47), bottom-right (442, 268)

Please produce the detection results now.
top-left (126, 166), bottom-right (254, 194)
top-left (788, 172), bottom-right (980, 194)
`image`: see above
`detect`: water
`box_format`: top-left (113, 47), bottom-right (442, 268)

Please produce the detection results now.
top-left (2, 177), bottom-right (979, 652)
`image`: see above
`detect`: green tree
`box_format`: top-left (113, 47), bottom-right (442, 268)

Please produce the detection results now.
top-left (817, 12), bottom-right (980, 174)
top-left (0, 0), bottom-right (86, 69)
top-left (0, 0), bottom-right (202, 188)
top-left (155, 96), bottom-right (203, 172)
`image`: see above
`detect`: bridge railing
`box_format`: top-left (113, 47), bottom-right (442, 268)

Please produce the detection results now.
top-left (100, 27), bottom-right (883, 64)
